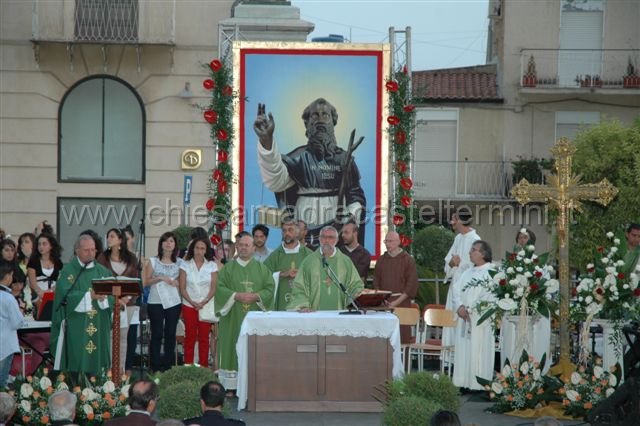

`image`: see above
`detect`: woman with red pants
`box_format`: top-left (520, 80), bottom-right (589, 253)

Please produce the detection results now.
top-left (178, 237), bottom-right (217, 367)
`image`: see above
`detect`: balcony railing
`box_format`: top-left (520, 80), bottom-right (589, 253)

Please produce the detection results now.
top-left (32, 0), bottom-right (175, 44)
top-left (520, 49), bottom-right (640, 89)
top-left (413, 160), bottom-right (546, 200)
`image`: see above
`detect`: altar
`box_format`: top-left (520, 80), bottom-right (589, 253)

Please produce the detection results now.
top-left (236, 311), bottom-right (403, 412)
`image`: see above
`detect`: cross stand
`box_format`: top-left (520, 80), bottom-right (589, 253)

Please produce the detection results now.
top-left (92, 279), bottom-right (141, 386)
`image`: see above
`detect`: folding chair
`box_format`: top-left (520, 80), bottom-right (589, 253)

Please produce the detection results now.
top-left (393, 307), bottom-right (421, 373)
top-left (407, 308), bottom-right (457, 375)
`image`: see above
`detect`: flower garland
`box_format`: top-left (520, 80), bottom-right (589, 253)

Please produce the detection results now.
top-left (202, 58), bottom-right (237, 246)
top-left (9, 368), bottom-right (130, 425)
top-left (386, 66), bottom-right (416, 248)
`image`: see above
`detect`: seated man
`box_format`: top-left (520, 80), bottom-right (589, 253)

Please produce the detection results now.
top-left (104, 379), bottom-right (158, 426)
top-left (184, 381), bottom-right (245, 425)
top-left (48, 390), bottom-right (77, 426)
top-left (287, 226), bottom-right (364, 311)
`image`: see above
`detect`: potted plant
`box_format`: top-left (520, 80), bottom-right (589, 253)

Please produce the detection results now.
top-left (623, 57), bottom-right (639, 88)
top-left (522, 55), bottom-right (537, 87)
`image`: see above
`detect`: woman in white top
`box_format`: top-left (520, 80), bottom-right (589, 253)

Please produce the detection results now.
top-left (179, 237), bottom-right (217, 367)
top-left (143, 231), bottom-right (182, 372)
top-left (27, 233), bottom-right (64, 304)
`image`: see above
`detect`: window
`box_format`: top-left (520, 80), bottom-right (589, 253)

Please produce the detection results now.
top-left (59, 76), bottom-right (144, 182)
top-left (75, 0), bottom-right (139, 42)
top-left (555, 111), bottom-right (600, 140)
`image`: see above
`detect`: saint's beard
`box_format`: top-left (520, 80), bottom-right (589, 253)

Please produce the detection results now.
top-left (307, 124), bottom-right (337, 161)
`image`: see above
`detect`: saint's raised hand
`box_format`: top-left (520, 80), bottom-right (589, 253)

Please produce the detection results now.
top-left (253, 103), bottom-right (275, 150)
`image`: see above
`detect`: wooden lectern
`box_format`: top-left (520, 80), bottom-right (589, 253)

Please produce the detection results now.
top-left (92, 278), bottom-right (141, 385)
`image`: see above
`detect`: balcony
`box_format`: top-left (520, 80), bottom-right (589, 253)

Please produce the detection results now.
top-left (31, 0), bottom-right (175, 68)
top-left (413, 160), bottom-right (546, 201)
top-left (519, 49), bottom-right (640, 93)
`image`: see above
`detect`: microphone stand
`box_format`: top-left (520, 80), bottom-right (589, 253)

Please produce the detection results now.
top-left (322, 255), bottom-right (363, 315)
top-left (135, 218), bottom-right (146, 377)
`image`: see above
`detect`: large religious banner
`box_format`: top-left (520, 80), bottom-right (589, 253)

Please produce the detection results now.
top-left (231, 41), bottom-right (390, 259)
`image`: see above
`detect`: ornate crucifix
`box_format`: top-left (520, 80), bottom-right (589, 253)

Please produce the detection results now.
top-left (511, 137), bottom-right (618, 370)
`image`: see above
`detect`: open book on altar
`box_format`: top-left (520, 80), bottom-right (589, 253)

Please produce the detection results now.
top-left (354, 289), bottom-right (392, 308)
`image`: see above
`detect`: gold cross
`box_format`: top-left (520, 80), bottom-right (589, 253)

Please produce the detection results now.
top-left (240, 279), bottom-right (254, 293)
top-left (87, 309), bottom-right (98, 319)
top-left (242, 303), bottom-right (251, 312)
top-left (511, 137), bottom-right (618, 370)
top-left (85, 340), bottom-right (97, 354)
top-left (85, 323), bottom-right (97, 337)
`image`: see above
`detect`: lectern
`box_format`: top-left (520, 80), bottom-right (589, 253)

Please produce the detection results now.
top-left (92, 278), bottom-right (141, 385)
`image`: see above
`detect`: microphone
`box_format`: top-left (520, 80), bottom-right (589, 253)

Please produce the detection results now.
top-left (322, 253), bottom-right (328, 267)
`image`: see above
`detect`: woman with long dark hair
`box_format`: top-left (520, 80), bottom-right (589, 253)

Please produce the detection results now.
top-left (97, 228), bottom-right (140, 375)
top-left (179, 237), bottom-right (217, 367)
top-left (1, 239), bottom-right (26, 290)
top-left (17, 233), bottom-right (36, 277)
top-left (143, 231), bottom-right (182, 372)
top-left (27, 233), bottom-right (63, 303)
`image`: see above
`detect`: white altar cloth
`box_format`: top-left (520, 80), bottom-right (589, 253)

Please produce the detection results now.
top-left (236, 311), bottom-right (403, 410)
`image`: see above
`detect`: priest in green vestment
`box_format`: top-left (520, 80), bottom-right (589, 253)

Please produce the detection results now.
top-left (51, 235), bottom-right (114, 373)
top-left (287, 226), bottom-right (364, 311)
top-left (622, 223), bottom-right (640, 274)
top-left (215, 234), bottom-right (275, 380)
top-left (264, 219), bottom-right (313, 310)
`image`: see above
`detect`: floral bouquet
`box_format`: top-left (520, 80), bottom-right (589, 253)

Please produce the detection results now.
top-left (10, 368), bottom-right (130, 425)
top-left (560, 358), bottom-right (620, 418)
top-left (466, 243), bottom-right (559, 327)
top-left (571, 231), bottom-right (640, 362)
top-left (477, 350), bottom-right (562, 413)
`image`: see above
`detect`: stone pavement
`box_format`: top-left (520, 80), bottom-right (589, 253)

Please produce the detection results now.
top-left (228, 395), bottom-right (591, 426)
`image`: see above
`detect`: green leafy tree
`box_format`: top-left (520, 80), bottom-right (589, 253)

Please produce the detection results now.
top-left (412, 226), bottom-right (455, 307)
top-left (570, 118), bottom-right (640, 269)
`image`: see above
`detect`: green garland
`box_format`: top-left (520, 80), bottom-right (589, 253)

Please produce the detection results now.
top-left (202, 58), bottom-right (236, 246)
top-left (387, 66), bottom-right (417, 248)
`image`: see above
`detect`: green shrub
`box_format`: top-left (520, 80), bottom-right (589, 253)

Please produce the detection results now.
top-left (157, 365), bottom-right (217, 392)
top-left (171, 225), bottom-right (194, 251)
top-left (403, 372), bottom-right (460, 412)
top-left (382, 396), bottom-right (442, 426)
top-left (413, 226), bottom-right (454, 273)
top-left (158, 380), bottom-right (202, 420)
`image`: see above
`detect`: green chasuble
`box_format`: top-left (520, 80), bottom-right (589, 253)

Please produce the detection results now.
top-left (622, 246), bottom-right (640, 275)
top-left (287, 249), bottom-right (364, 311)
top-left (214, 259), bottom-right (275, 371)
top-left (264, 243), bottom-right (313, 310)
top-left (50, 258), bottom-right (114, 373)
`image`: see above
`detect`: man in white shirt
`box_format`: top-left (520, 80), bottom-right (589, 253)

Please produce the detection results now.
top-left (0, 262), bottom-right (24, 387)
top-left (443, 210), bottom-right (481, 348)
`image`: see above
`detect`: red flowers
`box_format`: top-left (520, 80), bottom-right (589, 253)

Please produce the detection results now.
top-left (392, 214), bottom-right (405, 226)
top-left (399, 234), bottom-right (412, 247)
top-left (203, 79), bottom-right (214, 90)
top-left (634, 288), bottom-right (640, 297)
top-left (217, 180), bottom-right (228, 194)
top-left (203, 110), bottom-right (217, 124)
top-left (206, 199), bottom-right (215, 211)
top-left (217, 150), bottom-right (228, 162)
top-left (534, 271), bottom-right (543, 278)
top-left (210, 59), bottom-right (223, 71)
top-left (595, 287), bottom-right (604, 295)
top-left (400, 177), bottom-right (413, 190)
top-left (212, 169), bottom-right (222, 181)
top-left (400, 195), bottom-right (412, 208)
top-left (395, 130), bottom-right (407, 145)
top-left (222, 86), bottom-right (233, 96)
top-left (403, 104), bottom-right (416, 113)
top-left (210, 234), bottom-right (222, 246)
top-left (597, 246), bottom-right (605, 253)
top-left (215, 220), bottom-right (227, 230)
top-left (387, 116), bottom-right (400, 125)
top-left (396, 160), bottom-right (407, 173)
top-left (499, 279), bottom-right (507, 286)
top-left (617, 272), bottom-right (625, 279)
top-left (530, 283), bottom-right (539, 292)
top-left (385, 81), bottom-right (399, 92)
top-left (216, 129), bottom-right (228, 141)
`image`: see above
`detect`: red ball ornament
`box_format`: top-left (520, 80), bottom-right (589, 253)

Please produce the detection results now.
top-left (215, 220), bottom-right (227, 230)
top-left (403, 104), bottom-right (416, 113)
top-left (385, 81), bottom-right (399, 92)
top-left (216, 129), bottom-right (228, 141)
top-left (212, 169), bottom-right (222, 181)
top-left (400, 177), bottom-right (413, 190)
top-left (392, 214), bottom-right (405, 226)
top-left (402, 65), bottom-right (408, 75)
top-left (222, 86), bottom-right (233, 96)
top-left (399, 234), bottom-right (412, 247)
top-left (203, 79), bottom-right (214, 90)
top-left (210, 59), bottom-right (223, 71)
top-left (206, 199), bottom-right (215, 211)
top-left (396, 160), bottom-right (407, 173)
top-left (203, 110), bottom-right (218, 124)
top-left (218, 179), bottom-right (227, 194)
top-left (387, 116), bottom-right (400, 126)
top-left (217, 150), bottom-right (228, 162)
top-left (210, 234), bottom-right (222, 246)
top-left (400, 195), bottom-right (412, 208)
top-left (395, 130), bottom-right (407, 145)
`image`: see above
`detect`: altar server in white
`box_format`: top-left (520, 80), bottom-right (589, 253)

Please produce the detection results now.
top-left (452, 240), bottom-right (495, 390)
